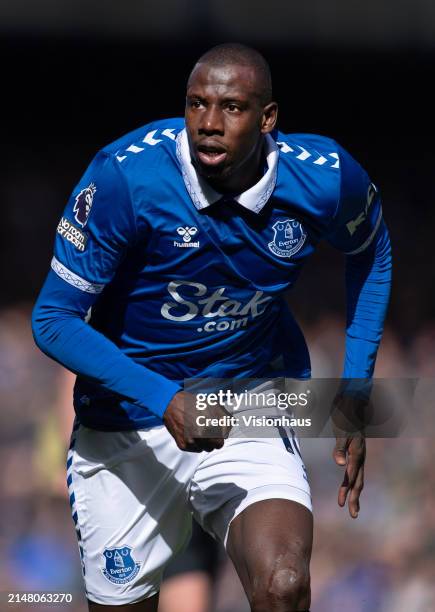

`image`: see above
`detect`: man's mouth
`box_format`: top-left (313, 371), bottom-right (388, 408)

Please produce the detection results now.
top-left (196, 143), bottom-right (227, 167)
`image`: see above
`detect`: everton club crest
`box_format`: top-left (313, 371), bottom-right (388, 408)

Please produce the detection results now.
top-left (101, 545), bottom-right (140, 585)
top-left (268, 219), bottom-right (307, 258)
top-left (73, 183), bottom-right (96, 227)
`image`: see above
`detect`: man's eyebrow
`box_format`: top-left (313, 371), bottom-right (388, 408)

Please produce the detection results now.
top-left (186, 91), bottom-right (250, 103)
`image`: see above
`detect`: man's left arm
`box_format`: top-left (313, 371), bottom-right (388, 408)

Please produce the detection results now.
top-left (326, 143), bottom-right (393, 517)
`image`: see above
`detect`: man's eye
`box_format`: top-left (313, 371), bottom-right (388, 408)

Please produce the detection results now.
top-left (227, 104), bottom-right (240, 112)
top-left (191, 100), bottom-right (203, 109)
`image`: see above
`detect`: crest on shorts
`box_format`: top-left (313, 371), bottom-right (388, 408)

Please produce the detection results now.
top-left (268, 219), bottom-right (306, 258)
top-left (101, 545), bottom-right (140, 584)
top-left (73, 183), bottom-right (96, 227)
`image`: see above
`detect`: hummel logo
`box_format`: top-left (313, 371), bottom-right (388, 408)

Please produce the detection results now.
top-left (177, 226), bottom-right (198, 242)
top-left (173, 226), bottom-right (200, 248)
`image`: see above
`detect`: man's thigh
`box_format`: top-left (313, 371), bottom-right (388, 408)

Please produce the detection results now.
top-left (190, 435), bottom-right (311, 545)
top-left (226, 499), bottom-right (313, 610)
top-left (190, 434), bottom-right (313, 610)
top-left (68, 424), bottom-right (202, 606)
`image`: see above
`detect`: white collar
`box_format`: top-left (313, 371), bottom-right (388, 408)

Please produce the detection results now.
top-left (176, 128), bottom-right (278, 213)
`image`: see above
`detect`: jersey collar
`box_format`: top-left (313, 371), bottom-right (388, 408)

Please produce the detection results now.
top-left (176, 128), bottom-right (278, 213)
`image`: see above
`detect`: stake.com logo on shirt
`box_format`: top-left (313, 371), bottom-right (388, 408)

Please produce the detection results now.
top-left (160, 281), bottom-right (273, 334)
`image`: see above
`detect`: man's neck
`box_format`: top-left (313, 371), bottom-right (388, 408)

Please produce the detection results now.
top-left (206, 141), bottom-right (267, 196)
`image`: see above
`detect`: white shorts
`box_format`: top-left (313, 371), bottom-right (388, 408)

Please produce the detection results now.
top-left (67, 421), bottom-right (311, 606)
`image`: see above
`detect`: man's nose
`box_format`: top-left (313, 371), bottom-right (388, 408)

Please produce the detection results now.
top-left (199, 105), bottom-right (224, 135)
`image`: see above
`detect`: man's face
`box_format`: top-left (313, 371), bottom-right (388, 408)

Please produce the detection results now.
top-left (185, 62), bottom-right (277, 189)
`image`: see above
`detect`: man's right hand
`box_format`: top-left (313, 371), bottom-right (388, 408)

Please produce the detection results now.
top-left (163, 391), bottom-right (230, 453)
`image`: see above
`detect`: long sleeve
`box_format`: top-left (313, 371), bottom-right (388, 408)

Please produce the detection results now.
top-left (343, 219), bottom-right (392, 378)
top-left (326, 143), bottom-right (392, 385)
top-left (32, 150), bottom-right (181, 419)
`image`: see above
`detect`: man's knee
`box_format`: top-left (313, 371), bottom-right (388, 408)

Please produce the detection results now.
top-left (250, 558), bottom-right (310, 612)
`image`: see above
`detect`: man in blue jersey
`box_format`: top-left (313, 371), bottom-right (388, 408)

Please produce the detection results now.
top-left (32, 43), bottom-right (391, 611)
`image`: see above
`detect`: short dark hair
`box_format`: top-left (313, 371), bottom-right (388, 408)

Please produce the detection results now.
top-left (191, 43), bottom-right (273, 105)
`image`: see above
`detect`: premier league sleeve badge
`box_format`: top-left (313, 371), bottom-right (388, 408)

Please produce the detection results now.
top-left (73, 183), bottom-right (97, 228)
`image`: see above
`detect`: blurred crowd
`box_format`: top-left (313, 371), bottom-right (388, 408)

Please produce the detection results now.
top-left (0, 303), bottom-right (434, 611)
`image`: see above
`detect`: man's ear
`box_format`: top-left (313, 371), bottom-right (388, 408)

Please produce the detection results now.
top-left (261, 102), bottom-right (278, 134)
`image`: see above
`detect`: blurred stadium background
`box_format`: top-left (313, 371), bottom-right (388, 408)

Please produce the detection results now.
top-left (1, 2), bottom-right (434, 610)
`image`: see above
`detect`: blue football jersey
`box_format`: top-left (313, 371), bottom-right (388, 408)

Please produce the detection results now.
top-left (33, 117), bottom-right (390, 430)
